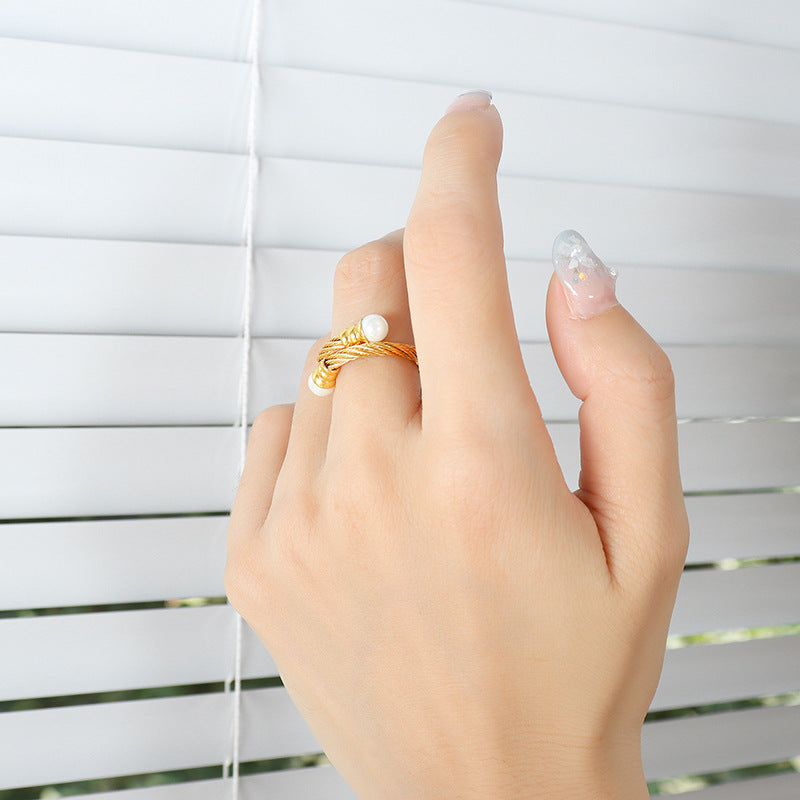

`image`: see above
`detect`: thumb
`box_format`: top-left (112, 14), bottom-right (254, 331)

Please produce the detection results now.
top-left (545, 230), bottom-right (689, 590)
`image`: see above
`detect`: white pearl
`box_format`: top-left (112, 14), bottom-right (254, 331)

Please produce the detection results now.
top-left (361, 313), bottom-right (389, 342)
top-left (308, 373), bottom-right (333, 396)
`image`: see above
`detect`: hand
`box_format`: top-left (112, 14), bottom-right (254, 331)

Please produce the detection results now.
top-left (226, 91), bottom-right (689, 799)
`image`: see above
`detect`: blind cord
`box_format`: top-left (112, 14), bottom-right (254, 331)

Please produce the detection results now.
top-left (226, 0), bottom-right (262, 793)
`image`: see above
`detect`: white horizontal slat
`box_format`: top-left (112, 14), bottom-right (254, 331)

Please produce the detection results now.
top-left (0, 37), bottom-right (249, 152)
top-left (0, 427), bottom-right (242, 518)
top-left (5, 46), bottom-right (799, 201)
top-left (2, 563), bottom-right (798, 702)
top-left (0, 422), bottom-right (796, 518)
top-left (0, 237), bottom-right (245, 336)
top-left (2, 140), bottom-right (798, 272)
top-left (2, 335), bottom-right (797, 425)
top-left (262, 0), bottom-right (800, 126)
top-left (0, 137), bottom-right (244, 243)
top-left (462, 0), bottom-right (800, 50)
top-left (0, 605), bottom-right (274, 701)
top-left (671, 563), bottom-right (800, 637)
top-left (3, 239), bottom-right (800, 346)
top-left (672, 422), bottom-right (799, 492)
top-left (67, 766), bottom-right (357, 800)
top-left (0, 517), bottom-right (228, 609)
top-left (665, 346), bottom-right (800, 420)
top-left (685, 492), bottom-right (800, 563)
top-left (0, 0), bottom-right (250, 60)
top-left (677, 771), bottom-right (800, 799)
top-left (0, 687), bottom-right (318, 790)
top-left (642, 704), bottom-right (800, 782)
top-left (0, 334), bottom-right (242, 425)
top-left (653, 636), bottom-right (800, 711)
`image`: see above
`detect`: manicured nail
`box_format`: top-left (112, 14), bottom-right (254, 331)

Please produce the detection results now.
top-left (444, 89), bottom-right (493, 114)
top-left (552, 230), bottom-right (619, 319)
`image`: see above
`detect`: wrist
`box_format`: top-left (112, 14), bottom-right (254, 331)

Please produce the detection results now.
top-left (529, 740), bottom-right (648, 800)
top-left (479, 738), bottom-right (648, 800)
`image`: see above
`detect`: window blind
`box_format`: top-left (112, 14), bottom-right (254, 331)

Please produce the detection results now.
top-left (1, 1), bottom-right (798, 797)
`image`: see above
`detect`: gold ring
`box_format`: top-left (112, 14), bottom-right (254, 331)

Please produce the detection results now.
top-left (308, 313), bottom-right (418, 396)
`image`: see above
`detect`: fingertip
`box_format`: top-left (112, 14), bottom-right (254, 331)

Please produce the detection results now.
top-left (551, 229), bottom-right (619, 320)
top-left (443, 89), bottom-right (493, 115)
top-left (424, 95), bottom-right (503, 179)
top-left (547, 268), bottom-right (671, 407)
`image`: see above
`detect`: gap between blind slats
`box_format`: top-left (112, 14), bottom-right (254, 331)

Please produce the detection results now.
top-left (3, 46), bottom-right (799, 200)
top-left (673, 771), bottom-right (800, 800)
top-left (0, 423), bottom-right (796, 517)
top-left (460, 0), bottom-right (800, 51)
top-left (1, 493), bottom-right (798, 610)
top-left (1, 141), bottom-right (798, 269)
top-left (1, 687), bottom-right (798, 790)
top-left (1, 587), bottom-right (799, 703)
top-left (1, 335), bottom-right (797, 424)
top-left (2, 240), bottom-right (800, 345)
top-left (65, 766), bottom-right (358, 800)
top-left (56, 769), bottom-right (800, 800)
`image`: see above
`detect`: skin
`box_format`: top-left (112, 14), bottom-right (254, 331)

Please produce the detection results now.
top-left (226, 99), bottom-right (690, 798)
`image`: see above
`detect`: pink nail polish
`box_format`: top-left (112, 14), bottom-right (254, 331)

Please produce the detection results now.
top-left (444, 89), bottom-right (493, 114)
top-left (552, 230), bottom-right (619, 319)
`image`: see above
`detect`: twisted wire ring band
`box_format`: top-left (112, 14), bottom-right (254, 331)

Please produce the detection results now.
top-left (308, 313), bottom-right (418, 396)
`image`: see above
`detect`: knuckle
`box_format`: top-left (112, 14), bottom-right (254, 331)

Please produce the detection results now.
top-left (630, 512), bottom-right (690, 592)
top-left (324, 455), bottom-right (381, 530)
top-left (420, 439), bottom-right (512, 571)
top-left (268, 495), bottom-right (318, 568)
top-left (654, 517), bottom-right (691, 580)
top-left (423, 435), bottom-right (497, 521)
top-left (250, 404), bottom-right (291, 441)
top-left (602, 344), bottom-right (675, 407)
top-left (223, 541), bottom-right (260, 615)
top-left (223, 558), bottom-right (243, 607)
top-left (405, 199), bottom-right (500, 271)
top-left (641, 347), bottom-right (676, 397)
top-left (334, 239), bottom-right (399, 292)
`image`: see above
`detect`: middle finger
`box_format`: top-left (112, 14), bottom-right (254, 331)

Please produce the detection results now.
top-left (325, 228), bottom-right (420, 453)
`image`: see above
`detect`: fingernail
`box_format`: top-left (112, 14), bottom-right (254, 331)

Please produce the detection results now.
top-left (444, 89), bottom-right (493, 114)
top-left (552, 230), bottom-right (619, 319)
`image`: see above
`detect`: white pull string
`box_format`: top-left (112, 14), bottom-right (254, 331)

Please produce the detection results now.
top-left (226, 0), bottom-right (262, 794)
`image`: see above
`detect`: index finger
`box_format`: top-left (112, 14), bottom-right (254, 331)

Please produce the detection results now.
top-left (403, 92), bottom-right (532, 431)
